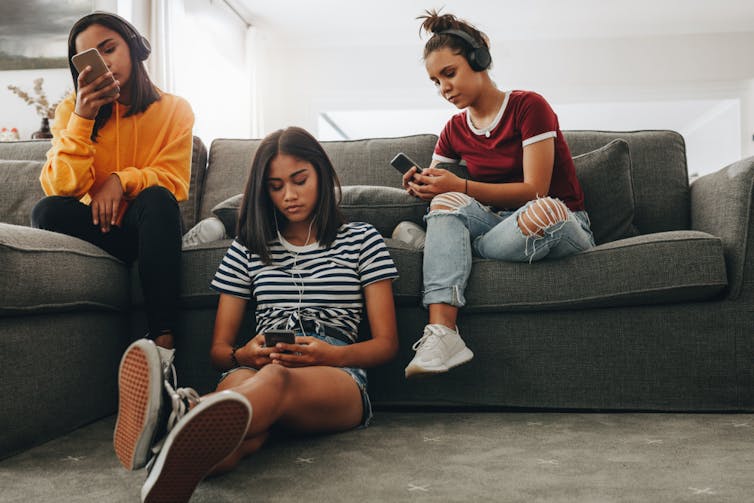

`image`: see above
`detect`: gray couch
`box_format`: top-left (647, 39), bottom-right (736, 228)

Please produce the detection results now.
top-left (1, 130), bottom-right (752, 461)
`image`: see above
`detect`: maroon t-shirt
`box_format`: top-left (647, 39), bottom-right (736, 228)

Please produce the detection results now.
top-left (433, 90), bottom-right (585, 211)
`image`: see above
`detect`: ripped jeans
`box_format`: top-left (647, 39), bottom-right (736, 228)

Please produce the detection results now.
top-left (422, 193), bottom-right (595, 308)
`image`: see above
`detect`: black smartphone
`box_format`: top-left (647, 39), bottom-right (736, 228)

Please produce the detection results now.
top-left (390, 152), bottom-right (424, 176)
top-left (264, 329), bottom-right (296, 348)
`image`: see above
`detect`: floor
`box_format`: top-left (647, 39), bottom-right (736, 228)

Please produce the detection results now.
top-left (2, 411), bottom-right (754, 502)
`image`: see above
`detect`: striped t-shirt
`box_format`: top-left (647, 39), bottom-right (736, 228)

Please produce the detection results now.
top-left (210, 222), bottom-right (398, 342)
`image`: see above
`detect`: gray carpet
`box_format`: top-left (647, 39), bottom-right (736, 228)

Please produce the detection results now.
top-left (1, 411), bottom-right (753, 502)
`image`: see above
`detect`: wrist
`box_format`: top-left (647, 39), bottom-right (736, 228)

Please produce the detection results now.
top-left (230, 344), bottom-right (240, 368)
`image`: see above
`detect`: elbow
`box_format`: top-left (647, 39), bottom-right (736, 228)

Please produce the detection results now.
top-left (209, 343), bottom-right (229, 371)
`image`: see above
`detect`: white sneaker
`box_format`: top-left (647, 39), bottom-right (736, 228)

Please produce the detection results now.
top-left (405, 324), bottom-right (474, 378)
top-left (181, 216), bottom-right (226, 248)
top-left (391, 221), bottom-right (426, 249)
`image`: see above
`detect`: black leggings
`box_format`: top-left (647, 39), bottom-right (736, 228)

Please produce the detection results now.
top-left (31, 186), bottom-right (182, 338)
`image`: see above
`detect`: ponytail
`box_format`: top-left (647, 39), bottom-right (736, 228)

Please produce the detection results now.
top-left (417, 9), bottom-right (490, 62)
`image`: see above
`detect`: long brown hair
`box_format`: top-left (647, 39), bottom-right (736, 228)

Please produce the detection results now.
top-left (237, 127), bottom-right (345, 264)
top-left (417, 9), bottom-right (491, 63)
top-left (67, 12), bottom-right (160, 142)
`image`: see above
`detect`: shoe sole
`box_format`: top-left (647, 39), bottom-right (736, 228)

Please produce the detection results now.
top-left (405, 346), bottom-right (474, 378)
top-left (141, 392), bottom-right (251, 503)
top-left (114, 340), bottom-right (162, 470)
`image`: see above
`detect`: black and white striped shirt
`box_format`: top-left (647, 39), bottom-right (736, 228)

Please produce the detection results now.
top-left (210, 222), bottom-right (398, 342)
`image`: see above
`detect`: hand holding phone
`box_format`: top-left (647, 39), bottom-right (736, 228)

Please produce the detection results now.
top-left (264, 329), bottom-right (296, 352)
top-left (390, 153), bottom-right (424, 176)
top-left (71, 48), bottom-right (120, 115)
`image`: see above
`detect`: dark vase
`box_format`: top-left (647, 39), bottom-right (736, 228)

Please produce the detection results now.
top-left (31, 117), bottom-right (53, 139)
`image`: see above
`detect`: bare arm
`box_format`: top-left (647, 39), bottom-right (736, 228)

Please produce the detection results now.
top-left (209, 293), bottom-right (273, 371)
top-left (408, 138), bottom-right (556, 208)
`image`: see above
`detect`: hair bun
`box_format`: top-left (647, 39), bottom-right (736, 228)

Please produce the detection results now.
top-left (418, 9), bottom-right (461, 35)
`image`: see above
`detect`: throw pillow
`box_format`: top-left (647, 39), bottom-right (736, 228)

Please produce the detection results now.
top-left (211, 186), bottom-right (429, 237)
top-left (211, 193), bottom-right (243, 236)
top-left (339, 185), bottom-right (428, 236)
top-left (573, 139), bottom-right (639, 244)
top-left (0, 160), bottom-right (45, 226)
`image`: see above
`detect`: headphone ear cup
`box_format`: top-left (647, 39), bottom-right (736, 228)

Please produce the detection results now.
top-left (470, 47), bottom-right (491, 72)
top-left (136, 36), bottom-right (151, 61)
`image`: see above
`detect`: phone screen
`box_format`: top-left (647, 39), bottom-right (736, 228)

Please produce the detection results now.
top-left (264, 330), bottom-right (296, 348)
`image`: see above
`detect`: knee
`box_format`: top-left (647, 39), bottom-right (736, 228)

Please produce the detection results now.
top-left (31, 196), bottom-right (70, 229)
top-left (136, 186), bottom-right (177, 209)
top-left (256, 364), bottom-right (291, 391)
top-left (517, 197), bottom-right (568, 237)
top-left (429, 192), bottom-right (472, 212)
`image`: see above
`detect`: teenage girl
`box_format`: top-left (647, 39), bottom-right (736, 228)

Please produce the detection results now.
top-left (113, 127), bottom-right (399, 502)
top-left (403, 11), bottom-right (595, 378)
top-left (31, 12), bottom-right (194, 351)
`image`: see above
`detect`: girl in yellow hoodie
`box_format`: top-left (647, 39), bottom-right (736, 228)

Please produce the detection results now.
top-left (32, 12), bottom-right (194, 351)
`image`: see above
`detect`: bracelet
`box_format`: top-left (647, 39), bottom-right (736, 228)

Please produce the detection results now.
top-left (465, 178), bottom-right (469, 194)
top-left (230, 345), bottom-right (240, 368)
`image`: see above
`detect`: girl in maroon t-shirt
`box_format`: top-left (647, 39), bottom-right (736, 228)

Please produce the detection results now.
top-left (401, 10), bottom-right (595, 379)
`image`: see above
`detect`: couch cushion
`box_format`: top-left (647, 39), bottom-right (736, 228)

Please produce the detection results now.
top-left (0, 160), bottom-right (46, 226)
top-left (181, 136), bottom-right (209, 230)
top-left (0, 223), bottom-right (129, 315)
top-left (199, 135), bottom-right (438, 221)
top-left (573, 139), bottom-right (639, 244)
top-left (0, 139), bottom-right (50, 160)
top-left (440, 231), bottom-right (725, 311)
top-left (564, 130), bottom-right (689, 235)
top-left (210, 186), bottom-right (429, 238)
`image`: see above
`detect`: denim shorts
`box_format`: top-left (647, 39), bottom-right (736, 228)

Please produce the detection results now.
top-left (219, 332), bottom-right (372, 428)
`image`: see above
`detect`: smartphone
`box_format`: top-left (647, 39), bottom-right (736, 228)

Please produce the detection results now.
top-left (264, 329), bottom-right (296, 348)
top-left (390, 152), bottom-right (424, 176)
top-left (71, 48), bottom-right (117, 94)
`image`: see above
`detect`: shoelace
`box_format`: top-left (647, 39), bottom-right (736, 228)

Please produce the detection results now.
top-left (145, 361), bottom-right (200, 473)
top-left (182, 225), bottom-right (204, 247)
top-left (411, 326), bottom-right (443, 353)
top-left (164, 378), bottom-right (200, 432)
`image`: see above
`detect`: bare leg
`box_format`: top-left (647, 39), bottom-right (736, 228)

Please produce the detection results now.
top-left (428, 303), bottom-right (458, 330)
top-left (208, 365), bottom-right (363, 474)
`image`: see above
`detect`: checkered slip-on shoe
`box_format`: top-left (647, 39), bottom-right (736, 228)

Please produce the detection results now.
top-left (141, 391), bottom-right (252, 503)
top-left (114, 339), bottom-right (175, 470)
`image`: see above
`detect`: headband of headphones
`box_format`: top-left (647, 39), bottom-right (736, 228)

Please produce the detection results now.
top-left (438, 28), bottom-right (491, 72)
top-left (74, 11), bottom-right (151, 61)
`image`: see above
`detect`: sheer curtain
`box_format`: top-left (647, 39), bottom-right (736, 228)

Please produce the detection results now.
top-left (146, 0), bottom-right (255, 146)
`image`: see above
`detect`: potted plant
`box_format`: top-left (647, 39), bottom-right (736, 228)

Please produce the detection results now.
top-left (7, 78), bottom-right (68, 139)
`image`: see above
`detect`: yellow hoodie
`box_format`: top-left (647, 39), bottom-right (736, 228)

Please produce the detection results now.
top-left (40, 90), bottom-right (194, 224)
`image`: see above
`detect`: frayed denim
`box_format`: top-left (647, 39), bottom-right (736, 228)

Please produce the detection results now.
top-left (422, 193), bottom-right (595, 308)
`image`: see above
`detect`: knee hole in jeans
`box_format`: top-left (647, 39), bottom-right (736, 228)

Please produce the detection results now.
top-left (517, 197), bottom-right (568, 236)
top-left (429, 192), bottom-right (473, 212)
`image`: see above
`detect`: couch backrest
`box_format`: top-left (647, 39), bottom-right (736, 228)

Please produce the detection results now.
top-left (0, 137), bottom-right (208, 230)
top-left (201, 131), bottom-right (690, 236)
top-left (198, 134), bottom-right (438, 221)
top-left (564, 130), bottom-right (689, 235)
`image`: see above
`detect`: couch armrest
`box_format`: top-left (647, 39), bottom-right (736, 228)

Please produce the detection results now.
top-left (690, 156), bottom-right (754, 299)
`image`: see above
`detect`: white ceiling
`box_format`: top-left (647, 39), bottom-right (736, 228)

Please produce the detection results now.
top-left (233, 0), bottom-right (754, 46)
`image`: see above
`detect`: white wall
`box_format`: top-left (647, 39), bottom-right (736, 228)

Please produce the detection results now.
top-left (253, 31), bottom-right (754, 175)
top-left (0, 0), bottom-right (115, 139)
top-left (1, 69), bottom-right (71, 139)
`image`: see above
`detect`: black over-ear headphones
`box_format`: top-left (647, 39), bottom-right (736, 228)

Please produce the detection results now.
top-left (77, 11), bottom-right (152, 61)
top-left (438, 29), bottom-right (491, 72)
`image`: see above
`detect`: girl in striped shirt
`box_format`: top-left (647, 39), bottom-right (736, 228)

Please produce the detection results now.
top-left (115, 127), bottom-right (399, 502)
